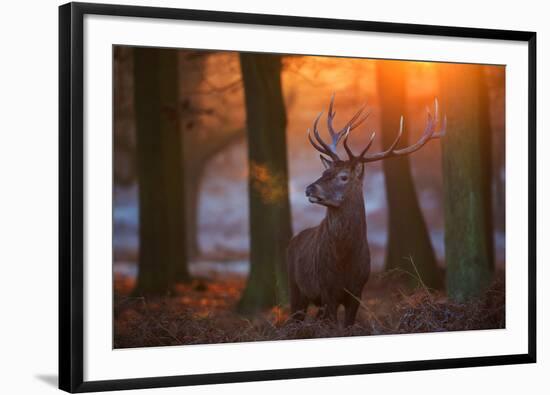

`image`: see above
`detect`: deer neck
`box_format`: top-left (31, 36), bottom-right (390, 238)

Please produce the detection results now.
top-left (323, 187), bottom-right (367, 241)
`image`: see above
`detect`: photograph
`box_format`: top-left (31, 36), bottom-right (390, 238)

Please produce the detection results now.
top-left (112, 46), bottom-right (506, 348)
top-left (0, 0), bottom-right (544, 393)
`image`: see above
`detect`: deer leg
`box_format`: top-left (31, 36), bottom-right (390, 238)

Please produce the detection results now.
top-left (289, 281), bottom-right (308, 321)
top-left (315, 305), bottom-right (326, 319)
top-left (325, 303), bottom-right (338, 323)
top-left (344, 298), bottom-right (360, 326)
top-left (291, 300), bottom-right (308, 321)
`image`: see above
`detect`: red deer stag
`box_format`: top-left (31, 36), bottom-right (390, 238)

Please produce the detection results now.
top-left (287, 96), bottom-right (446, 326)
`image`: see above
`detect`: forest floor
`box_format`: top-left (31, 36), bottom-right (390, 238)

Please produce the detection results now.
top-left (114, 270), bottom-right (505, 349)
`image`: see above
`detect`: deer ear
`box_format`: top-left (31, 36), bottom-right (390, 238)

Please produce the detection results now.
top-left (353, 162), bottom-right (364, 178)
top-left (320, 155), bottom-right (333, 170)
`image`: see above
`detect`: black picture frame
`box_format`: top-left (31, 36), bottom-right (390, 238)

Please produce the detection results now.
top-left (59, 2), bottom-right (537, 392)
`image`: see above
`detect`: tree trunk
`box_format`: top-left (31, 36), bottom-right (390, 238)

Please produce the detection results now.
top-left (113, 46), bottom-right (136, 186)
top-left (440, 64), bottom-right (493, 302)
top-left (132, 47), bottom-right (190, 296)
top-left (183, 128), bottom-right (244, 260)
top-left (377, 61), bottom-right (441, 289)
top-left (184, 166), bottom-right (202, 259)
top-left (478, 68), bottom-right (496, 272)
top-left (237, 53), bottom-right (292, 313)
top-left (178, 51), bottom-right (246, 261)
top-left (490, 68), bottom-right (506, 234)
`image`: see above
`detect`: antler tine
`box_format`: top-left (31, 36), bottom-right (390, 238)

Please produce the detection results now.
top-left (327, 94), bottom-right (339, 149)
top-left (348, 109), bottom-right (370, 131)
top-left (392, 116), bottom-right (405, 150)
top-left (431, 98), bottom-right (446, 137)
top-left (313, 111), bottom-right (339, 160)
top-left (344, 128), bottom-right (377, 161)
top-left (328, 93), bottom-right (336, 119)
top-left (345, 106), bottom-right (369, 130)
top-left (433, 113), bottom-right (447, 138)
top-left (307, 128), bottom-right (328, 156)
top-left (360, 117), bottom-right (404, 162)
top-left (342, 127), bottom-right (354, 159)
top-left (308, 111), bottom-right (340, 161)
top-left (307, 95), bottom-right (380, 163)
top-left (327, 95), bottom-right (369, 151)
top-left (357, 131), bottom-right (377, 159)
top-left (391, 100), bottom-right (438, 154)
top-left (359, 99), bottom-right (444, 164)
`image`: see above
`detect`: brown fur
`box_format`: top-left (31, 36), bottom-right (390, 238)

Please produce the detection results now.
top-left (287, 163), bottom-right (370, 326)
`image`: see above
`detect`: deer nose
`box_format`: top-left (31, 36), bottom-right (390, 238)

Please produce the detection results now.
top-left (305, 184), bottom-right (316, 197)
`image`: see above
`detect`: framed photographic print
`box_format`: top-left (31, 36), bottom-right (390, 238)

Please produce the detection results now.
top-left (59, 2), bottom-right (537, 392)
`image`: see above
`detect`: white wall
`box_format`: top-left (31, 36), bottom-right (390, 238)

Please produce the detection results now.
top-left (0, 0), bottom-right (546, 394)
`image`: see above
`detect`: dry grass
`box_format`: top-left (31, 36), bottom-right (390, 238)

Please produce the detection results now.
top-left (114, 270), bottom-right (505, 349)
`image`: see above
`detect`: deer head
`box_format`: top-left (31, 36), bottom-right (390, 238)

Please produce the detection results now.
top-left (305, 95), bottom-right (446, 208)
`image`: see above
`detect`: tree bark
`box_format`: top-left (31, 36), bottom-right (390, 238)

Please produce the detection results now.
top-left (113, 46), bottom-right (136, 186)
top-left (376, 61), bottom-right (441, 289)
top-left (178, 51), bottom-right (246, 261)
top-left (440, 64), bottom-right (493, 302)
top-left (490, 68), bottom-right (506, 234)
top-left (478, 68), bottom-right (496, 271)
top-left (237, 53), bottom-right (292, 313)
top-left (132, 47), bottom-right (190, 296)
top-left (183, 167), bottom-right (201, 259)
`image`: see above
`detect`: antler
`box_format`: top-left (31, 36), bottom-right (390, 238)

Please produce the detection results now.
top-left (350, 99), bottom-right (446, 163)
top-left (327, 94), bottom-right (369, 151)
top-left (307, 94), bottom-right (369, 161)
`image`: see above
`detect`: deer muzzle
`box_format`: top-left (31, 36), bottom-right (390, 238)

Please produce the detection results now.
top-left (306, 183), bottom-right (323, 203)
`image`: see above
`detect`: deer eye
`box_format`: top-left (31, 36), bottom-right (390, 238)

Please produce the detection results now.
top-left (339, 175), bottom-right (349, 182)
